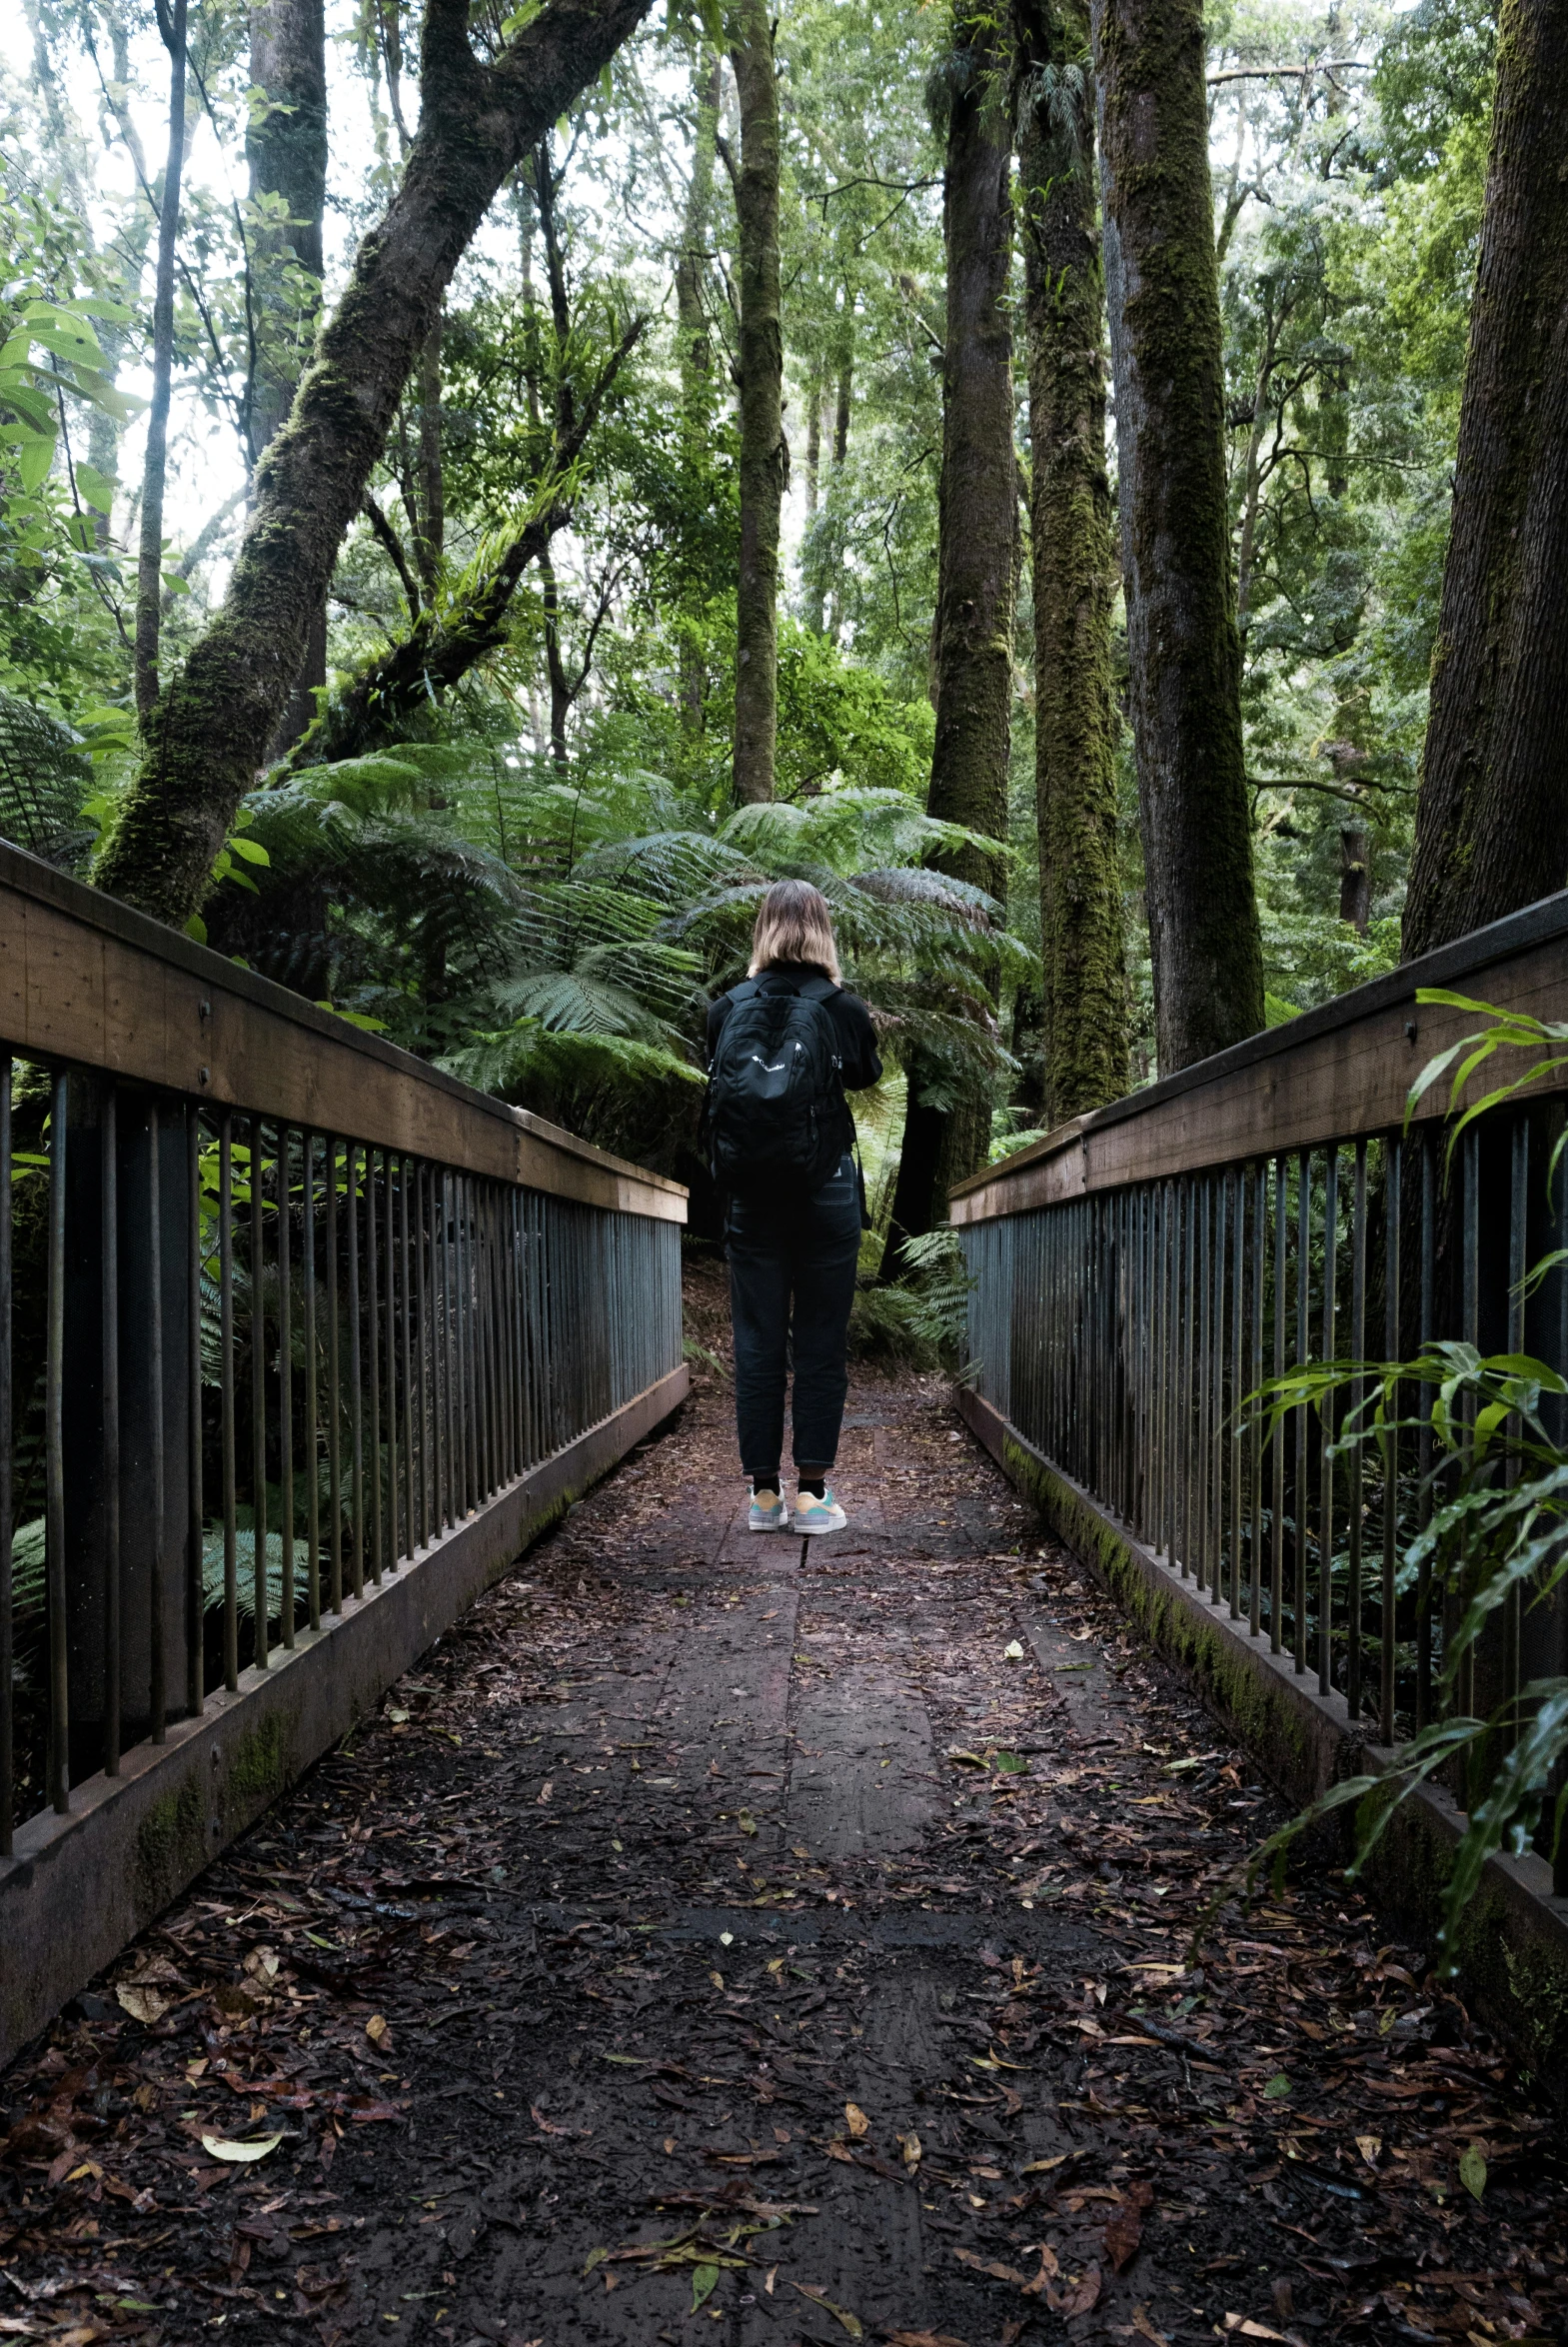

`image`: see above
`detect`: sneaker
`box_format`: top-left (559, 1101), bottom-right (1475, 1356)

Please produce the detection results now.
top-left (794, 1486), bottom-right (847, 1535)
top-left (749, 1487), bottom-right (787, 1532)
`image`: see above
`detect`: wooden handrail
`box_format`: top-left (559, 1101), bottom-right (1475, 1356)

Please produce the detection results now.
top-left (0, 841), bottom-right (686, 1221)
top-left (951, 887), bottom-right (1568, 1222)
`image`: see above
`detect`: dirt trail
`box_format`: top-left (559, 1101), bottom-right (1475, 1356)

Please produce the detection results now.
top-left (2, 1258), bottom-right (1564, 2347)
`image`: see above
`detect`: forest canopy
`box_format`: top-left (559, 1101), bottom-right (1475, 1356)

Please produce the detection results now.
top-left (0, 0), bottom-right (1562, 1238)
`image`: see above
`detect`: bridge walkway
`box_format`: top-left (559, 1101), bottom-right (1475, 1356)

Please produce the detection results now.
top-left (0, 1263), bottom-right (1562, 2345)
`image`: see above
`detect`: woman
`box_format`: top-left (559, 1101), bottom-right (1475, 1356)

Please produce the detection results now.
top-left (706, 880), bottom-right (882, 1533)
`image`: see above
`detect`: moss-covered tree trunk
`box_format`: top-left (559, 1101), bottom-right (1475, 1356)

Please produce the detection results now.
top-left (1401, 0), bottom-right (1568, 959)
top-left (133, 0), bottom-right (188, 726)
top-left (1014, 0), bottom-right (1127, 1125)
top-left (729, 0), bottom-right (784, 807)
top-left (882, 1), bottom-right (1015, 1270)
top-left (247, 0), bottom-right (330, 755)
top-left (246, 0), bottom-right (327, 459)
top-left (95, 0), bottom-right (654, 927)
top-left (1090, 0), bottom-right (1264, 1072)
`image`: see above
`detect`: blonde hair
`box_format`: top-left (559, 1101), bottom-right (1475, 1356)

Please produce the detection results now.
top-left (748, 879), bottom-right (841, 984)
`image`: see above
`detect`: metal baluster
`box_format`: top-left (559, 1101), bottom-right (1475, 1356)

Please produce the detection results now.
top-left (1381, 1136), bottom-right (1401, 1743)
top-left (149, 1102), bottom-right (167, 1738)
top-left (440, 1171), bottom-right (455, 1525)
top-left (1294, 1153), bottom-right (1311, 1674)
top-left (325, 1140), bottom-right (343, 1615)
top-left (187, 1108), bottom-right (204, 1717)
top-left (400, 1156), bottom-right (415, 1556)
top-left (1181, 1179), bottom-right (1196, 1577)
top-left (102, 1085), bottom-right (121, 1772)
top-left (302, 1135), bottom-right (321, 1632)
top-left (220, 1115), bottom-right (239, 1689)
top-left (464, 1177), bottom-right (480, 1509)
top-left (1230, 1169), bottom-right (1244, 1617)
top-left (1203, 1174), bottom-right (1218, 1597)
top-left (348, 1143), bottom-right (366, 1600)
top-left (367, 1145), bottom-right (383, 1584)
top-left (1505, 1117), bottom-right (1529, 1737)
top-left (1347, 1142), bottom-right (1367, 1716)
top-left (417, 1163), bottom-right (432, 1546)
top-left (1458, 1124), bottom-right (1480, 1728)
top-left (0, 1059), bottom-right (12, 1853)
top-left (1250, 1161), bottom-right (1265, 1636)
top-left (1319, 1147), bottom-right (1339, 1695)
top-left (252, 1119), bottom-right (270, 1668)
top-left (1416, 1132), bottom-right (1436, 1728)
top-left (1198, 1175), bottom-right (1212, 1593)
top-left (1270, 1156), bottom-right (1286, 1652)
top-left (278, 1127), bottom-right (295, 1648)
top-left (384, 1151), bottom-right (399, 1567)
top-left (46, 1068), bottom-right (69, 1811)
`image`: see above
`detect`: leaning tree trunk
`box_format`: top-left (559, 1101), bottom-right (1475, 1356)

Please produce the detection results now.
top-left (1014, 0), bottom-right (1128, 1125)
top-left (729, 0), bottom-right (785, 807)
top-left (1090, 0), bottom-right (1264, 1072)
top-left (95, 0), bottom-right (654, 927)
top-left (133, 0), bottom-right (188, 726)
top-left (247, 0), bottom-right (330, 754)
top-left (1401, 0), bottom-right (1568, 959)
top-left (882, 2), bottom-right (1015, 1271)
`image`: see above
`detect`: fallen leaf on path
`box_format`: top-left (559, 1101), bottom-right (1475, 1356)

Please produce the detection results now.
top-left (844, 2102), bottom-right (869, 2139)
top-left (114, 1984), bottom-right (169, 2024)
top-left (951, 2247), bottom-right (1032, 2287)
top-left (898, 2131), bottom-right (921, 2168)
top-left (691, 2262), bottom-right (721, 2312)
top-left (1459, 2144), bottom-right (1487, 2200)
top-left (791, 2283), bottom-right (862, 2338)
top-left (1045, 2265), bottom-right (1101, 2318)
top-left (883, 2333), bottom-right (968, 2347)
top-left (1222, 2321), bottom-right (1290, 2342)
top-left (199, 2132), bottom-right (284, 2163)
top-left (1104, 2178), bottom-right (1153, 2272)
top-left (1130, 2309), bottom-right (1171, 2345)
top-left (366, 2014), bottom-right (389, 2046)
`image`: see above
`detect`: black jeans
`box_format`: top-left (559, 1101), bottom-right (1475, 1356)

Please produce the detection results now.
top-left (727, 1154), bottom-right (861, 1482)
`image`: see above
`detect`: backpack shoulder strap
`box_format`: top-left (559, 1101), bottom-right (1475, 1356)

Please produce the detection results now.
top-left (794, 973), bottom-right (841, 1004)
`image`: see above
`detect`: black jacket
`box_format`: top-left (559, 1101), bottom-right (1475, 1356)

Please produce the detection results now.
top-left (705, 964), bottom-right (883, 1093)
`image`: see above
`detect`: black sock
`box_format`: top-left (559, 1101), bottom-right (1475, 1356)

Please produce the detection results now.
top-left (753, 1474), bottom-right (781, 1496)
top-left (797, 1476), bottom-right (826, 1499)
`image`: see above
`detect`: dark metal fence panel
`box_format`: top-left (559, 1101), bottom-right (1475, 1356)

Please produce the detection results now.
top-left (953, 895), bottom-right (1568, 1892)
top-left (0, 853), bottom-right (686, 1860)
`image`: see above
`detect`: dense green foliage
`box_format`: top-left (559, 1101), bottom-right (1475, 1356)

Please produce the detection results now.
top-left (0, 0), bottom-right (1498, 1152)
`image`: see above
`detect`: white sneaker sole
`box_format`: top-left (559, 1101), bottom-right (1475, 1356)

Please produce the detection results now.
top-left (749, 1515), bottom-right (787, 1532)
top-left (796, 1514), bottom-right (847, 1536)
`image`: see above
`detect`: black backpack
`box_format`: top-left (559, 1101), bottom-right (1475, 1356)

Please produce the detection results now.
top-left (706, 974), bottom-right (847, 1192)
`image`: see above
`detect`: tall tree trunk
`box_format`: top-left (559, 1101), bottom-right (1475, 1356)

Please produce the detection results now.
top-left (133, 0), bottom-right (189, 727)
top-left (95, 0), bottom-right (655, 927)
top-left (881, 1), bottom-right (1015, 1270)
top-left (415, 311), bottom-right (445, 588)
top-left (249, 0), bottom-right (330, 758)
top-left (824, 318), bottom-right (853, 640)
top-left (729, 0), bottom-right (785, 806)
top-left (1014, 0), bottom-right (1128, 1125)
top-left (676, 53), bottom-right (720, 397)
top-left (676, 51), bottom-right (719, 739)
top-left (1090, 0), bottom-right (1264, 1071)
top-left (1401, 0), bottom-right (1568, 959)
top-left (246, 0), bottom-right (328, 460)
top-left (541, 551), bottom-right (570, 767)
